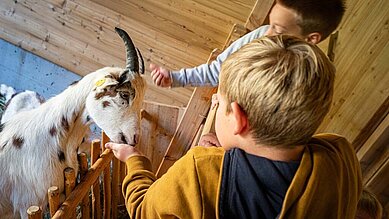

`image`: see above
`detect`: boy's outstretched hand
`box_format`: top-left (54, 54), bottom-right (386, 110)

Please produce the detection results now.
top-left (105, 142), bottom-right (144, 162)
top-left (198, 133), bottom-right (221, 147)
top-left (150, 63), bottom-right (172, 87)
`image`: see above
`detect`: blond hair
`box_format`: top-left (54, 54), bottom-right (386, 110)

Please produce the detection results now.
top-left (219, 35), bottom-right (335, 146)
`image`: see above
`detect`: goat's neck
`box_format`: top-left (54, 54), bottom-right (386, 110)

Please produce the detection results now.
top-left (36, 72), bottom-right (101, 151)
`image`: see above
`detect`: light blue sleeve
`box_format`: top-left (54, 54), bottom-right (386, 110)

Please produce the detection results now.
top-left (170, 25), bottom-right (270, 87)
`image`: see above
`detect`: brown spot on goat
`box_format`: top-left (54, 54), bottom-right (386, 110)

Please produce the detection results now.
top-left (58, 150), bottom-right (65, 162)
top-left (94, 87), bottom-right (117, 100)
top-left (102, 101), bottom-right (111, 108)
top-left (0, 123), bottom-right (4, 133)
top-left (49, 126), bottom-right (57, 136)
top-left (61, 116), bottom-right (69, 132)
top-left (12, 136), bottom-right (24, 149)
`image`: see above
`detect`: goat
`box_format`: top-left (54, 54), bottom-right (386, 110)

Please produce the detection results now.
top-left (0, 27), bottom-right (146, 218)
top-left (1, 89), bottom-right (45, 124)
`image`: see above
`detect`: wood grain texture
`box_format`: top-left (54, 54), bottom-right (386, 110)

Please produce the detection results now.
top-left (0, 0), bottom-right (255, 107)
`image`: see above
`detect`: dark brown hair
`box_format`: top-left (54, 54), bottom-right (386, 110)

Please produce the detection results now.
top-left (278, 0), bottom-right (346, 39)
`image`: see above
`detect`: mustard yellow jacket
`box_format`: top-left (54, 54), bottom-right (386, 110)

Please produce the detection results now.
top-left (123, 133), bottom-right (362, 218)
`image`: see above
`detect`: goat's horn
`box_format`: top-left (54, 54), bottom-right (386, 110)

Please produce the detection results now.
top-left (136, 48), bottom-right (145, 74)
top-left (115, 27), bottom-right (139, 73)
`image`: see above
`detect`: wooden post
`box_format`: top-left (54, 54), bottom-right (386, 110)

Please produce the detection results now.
top-left (52, 149), bottom-right (114, 219)
top-left (78, 153), bottom-right (90, 219)
top-left (101, 132), bottom-right (111, 219)
top-left (27, 206), bottom-right (42, 219)
top-left (119, 161), bottom-right (126, 205)
top-left (108, 133), bottom-right (120, 218)
top-left (91, 140), bottom-right (102, 219)
top-left (64, 167), bottom-right (76, 218)
top-left (64, 167), bottom-right (76, 198)
top-left (48, 186), bottom-right (60, 217)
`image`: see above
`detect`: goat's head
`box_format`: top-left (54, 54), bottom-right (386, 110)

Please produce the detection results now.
top-left (85, 27), bottom-right (146, 146)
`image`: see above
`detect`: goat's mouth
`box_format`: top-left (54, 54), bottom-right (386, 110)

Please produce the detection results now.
top-left (119, 132), bottom-right (136, 146)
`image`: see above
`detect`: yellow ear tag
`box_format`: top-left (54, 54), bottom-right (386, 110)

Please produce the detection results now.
top-left (95, 79), bottom-right (106, 87)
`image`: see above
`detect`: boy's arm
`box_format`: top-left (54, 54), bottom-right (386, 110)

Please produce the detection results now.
top-left (122, 149), bottom-right (221, 219)
top-left (170, 25), bottom-right (270, 87)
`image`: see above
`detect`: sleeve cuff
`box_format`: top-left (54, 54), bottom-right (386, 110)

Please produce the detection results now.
top-left (125, 155), bottom-right (153, 173)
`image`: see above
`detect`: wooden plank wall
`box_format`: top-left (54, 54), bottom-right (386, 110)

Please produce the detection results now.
top-left (0, 0), bottom-right (388, 215)
top-left (0, 0), bottom-right (255, 107)
top-left (316, 0), bottom-right (389, 213)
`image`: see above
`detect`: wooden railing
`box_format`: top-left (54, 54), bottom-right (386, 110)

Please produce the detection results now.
top-left (27, 136), bottom-right (124, 219)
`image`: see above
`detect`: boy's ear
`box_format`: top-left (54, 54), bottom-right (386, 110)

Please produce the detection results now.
top-left (306, 32), bottom-right (322, 44)
top-left (230, 102), bottom-right (248, 135)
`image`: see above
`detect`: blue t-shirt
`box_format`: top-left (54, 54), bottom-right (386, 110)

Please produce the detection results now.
top-left (219, 148), bottom-right (300, 219)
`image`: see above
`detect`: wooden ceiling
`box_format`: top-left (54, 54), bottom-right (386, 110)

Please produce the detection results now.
top-left (0, 0), bottom-right (256, 107)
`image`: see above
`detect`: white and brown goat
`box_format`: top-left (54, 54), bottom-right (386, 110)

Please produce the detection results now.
top-left (0, 27), bottom-right (146, 218)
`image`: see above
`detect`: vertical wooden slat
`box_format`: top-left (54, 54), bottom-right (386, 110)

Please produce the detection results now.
top-left (91, 140), bottom-right (102, 219)
top-left (48, 186), bottom-right (60, 217)
top-left (64, 167), bottom-right (76, 198)
top-left (27, 206), bottom-right (42, 219)
top-left (101, 132), bottom-right (111, 219)
top-left (119, 162), bottom-right (126, 205)
top-left (64, 167), bottom-right (77, 218)
top-left (78, 153), bottom-right (90, 219)
top-left (111, 157), bottom-right (120, 219)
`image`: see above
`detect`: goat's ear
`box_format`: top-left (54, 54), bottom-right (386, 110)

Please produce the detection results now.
top-left (118, 69), bottom-right (133, 85)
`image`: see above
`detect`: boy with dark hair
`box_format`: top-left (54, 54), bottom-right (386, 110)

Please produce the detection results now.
top-left (150, 0), bottom-right (345, 88)
top-left (106, 35), bottom-right (361, 218)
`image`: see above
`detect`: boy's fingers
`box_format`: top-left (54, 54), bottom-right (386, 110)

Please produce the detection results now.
top-left (151, 72), bottom-right (160, 83)
top-left (105, 143), bottom-right (112, 149)
top-left (149, 63), bottom-right (156, 71)
top-left (105, 142), bottom-right (116, 150)
top-left (156, 75), bottom-right (163, 86)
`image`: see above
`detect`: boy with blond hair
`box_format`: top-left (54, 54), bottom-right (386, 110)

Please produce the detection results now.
top-left (106, 35), bottom-right (362, 218)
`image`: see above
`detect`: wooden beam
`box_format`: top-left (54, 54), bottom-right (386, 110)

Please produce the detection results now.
top-left (245, 0), bottom-right (275, 31)
top-left (353, 95), bottom-right (389, 151)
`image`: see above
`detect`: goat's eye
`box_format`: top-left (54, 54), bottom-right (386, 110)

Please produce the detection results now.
top-left (119, 92), bottom-right (130, 100)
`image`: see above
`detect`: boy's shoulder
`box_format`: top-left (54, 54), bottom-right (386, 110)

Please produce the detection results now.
top-left (310, 133), bottom-right (353, 154)
top-left (189, 146), bottom-right (225, 159)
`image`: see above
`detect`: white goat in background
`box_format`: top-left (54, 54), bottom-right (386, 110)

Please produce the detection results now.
top-left (0, 88), bottom-right (45, 124)
top-left (0, 27), bottom-right (146, 219)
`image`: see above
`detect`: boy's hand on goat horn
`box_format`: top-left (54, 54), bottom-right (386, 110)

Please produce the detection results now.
top-left (105, 142), bottom-right (144, 162)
